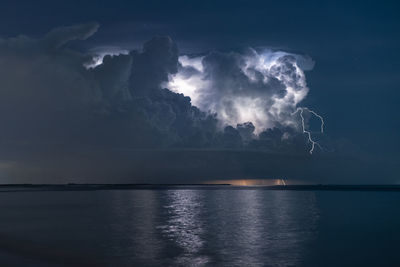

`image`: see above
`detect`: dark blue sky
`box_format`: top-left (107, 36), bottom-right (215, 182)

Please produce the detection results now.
top-left (0, 0), bottom-right (399, 183)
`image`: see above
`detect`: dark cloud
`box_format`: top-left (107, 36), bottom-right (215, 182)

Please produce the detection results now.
top-left (0, 26), bottom-right (221, 154)
top-left (0, 23), bottom-right (396, 184)
top-left (130, 36), bottom-right (179, 95)
top-left (91, 53), bottom-right (133, 105)
top-left (237, 122), bottom-right (255, 142)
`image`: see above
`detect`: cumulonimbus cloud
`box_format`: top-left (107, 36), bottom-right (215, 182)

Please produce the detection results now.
top-left (2, 23), bottom-right (387, 184)
top-left (167, 49), bottom-right (316, 134)
top-left (0, 22), bottom-right (323, 164)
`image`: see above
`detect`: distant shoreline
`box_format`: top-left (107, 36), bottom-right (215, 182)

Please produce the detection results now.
top-left (0, 184), bottom-right (399, 192)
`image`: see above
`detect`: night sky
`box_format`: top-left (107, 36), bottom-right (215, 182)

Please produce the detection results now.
top-left (0, 0), bottom-right (399, 184)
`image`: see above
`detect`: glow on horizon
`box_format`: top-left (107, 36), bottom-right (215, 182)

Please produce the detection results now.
top-left (205, 179), bottom-right (293, 186)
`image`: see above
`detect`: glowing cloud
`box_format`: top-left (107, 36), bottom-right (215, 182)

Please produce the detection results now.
top-left (167, 49), bottom-right (310, 131)
top-left (167, 48), bottom-right (325, 153)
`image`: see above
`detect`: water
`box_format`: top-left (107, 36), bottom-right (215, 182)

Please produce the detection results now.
top-left (0, 188), bottom-right (399, 266)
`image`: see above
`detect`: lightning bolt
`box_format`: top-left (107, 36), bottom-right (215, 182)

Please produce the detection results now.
top-left (292, 107), bottom-right (325, 154)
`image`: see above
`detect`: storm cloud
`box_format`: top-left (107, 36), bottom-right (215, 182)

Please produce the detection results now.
top-left (167, 50), bottom-right (315, 134)
top-left (2, 22), bottom-right (318, 151)
top-left (0, 23), bottom-right (390, 183)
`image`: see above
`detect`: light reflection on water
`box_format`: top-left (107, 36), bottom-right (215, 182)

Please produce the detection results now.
top-left (127, 189), bottom-right (319, 266)
top-left (158, 190), bottom-right (209, 266)
top-left (0, 189), bottom-right (321, 266)
top-left (1, 189), bottom-right (399, 266)
top-left (200, 189), bottom-right (319, 266)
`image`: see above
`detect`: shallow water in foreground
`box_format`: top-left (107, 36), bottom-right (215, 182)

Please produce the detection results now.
top-left (0, 188), bottom-right (399, 266)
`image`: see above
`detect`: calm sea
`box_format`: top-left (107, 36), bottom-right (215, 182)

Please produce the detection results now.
top-left (0, 188), bottom-right (399, 266)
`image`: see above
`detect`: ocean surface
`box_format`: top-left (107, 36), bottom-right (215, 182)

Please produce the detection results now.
top-left (0, 187), bottom-right (399, 266)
